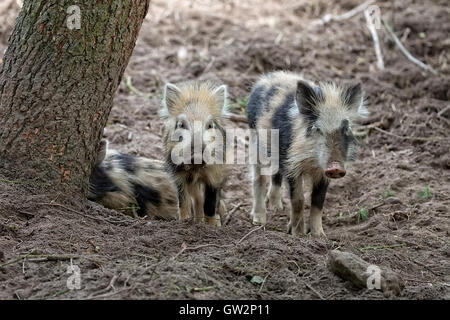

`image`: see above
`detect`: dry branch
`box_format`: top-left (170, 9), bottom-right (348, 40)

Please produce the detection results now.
top-left (437, 105), bottom-right (450, 118)
top-left (373, 127), bottom-right (448, 142)
top-left (364, 9), bottom-right (384, 70)
top-left (381, 19), bottom-right (438, 75)
top-left (223, 202), bottom-right (242, 225)
top-left (0, 253), bottom-right (102, 268)
top-left (171, 225), bottom-right (264, 260)
top-left (329, 201), bottom-right (385, 225)
top-left (315, 0), bottom-right (375, 25)
top-left (302, 280), bottom-right (325, 300)
top-left (36, 202), bottom-right (135, 225)
top-left (328, 250), bottom-right (404, 296)
top-left (437, 106), bottom-right (450, 126)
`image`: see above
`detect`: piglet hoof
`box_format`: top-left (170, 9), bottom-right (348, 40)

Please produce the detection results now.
top-left (205, 215), bottom-right (221, 227)
top-left (193, 216), bottom-right (204, 224)
top-left (266, 197), bottom-right (284, 212)
top-left (250, 210), bottom-right (267, 225)
top-left (309, 220), bottom-right (327, 238)
top-left (287, 221), bottom-right (306, 236)
top-left (310, 228), bottom-right (327, 238)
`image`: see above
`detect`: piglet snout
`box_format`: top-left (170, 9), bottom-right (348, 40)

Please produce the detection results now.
top-left (325, 162), bottom-right (346, 179)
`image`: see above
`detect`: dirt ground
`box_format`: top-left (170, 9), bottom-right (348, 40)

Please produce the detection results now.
top-left (0, 0), bottom-right (449, 300)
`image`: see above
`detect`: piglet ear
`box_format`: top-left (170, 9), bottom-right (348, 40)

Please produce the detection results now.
top-left (296, 80), bottom-right (319, 121)
top-left (95, 139), bottom-right (109, 165)
top-left (213, 84), bottom-right (230, 117)
top-left (160, 83), bottom-right (182, 118)
top-left (343, 83), bottom-right (369, 118)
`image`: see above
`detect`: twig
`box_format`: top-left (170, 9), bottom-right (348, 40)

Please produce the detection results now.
top-left (171, 243), bottom-right (232, 261)
top-left (171, 225), bottom-right (265, 260)
top-left (316, 0), bottom-right (375, 25)
top-left (27, 255), bottom-right (79, 262)
top-left (373, 126), bottom-right (448, 142)
top-left (88, 275), bottom-right (118, 298)
top-left (437, 105), bottom-right (450, 118)
top-left (37, 202), bottom-right (105, 221)
top-left (203, 57), bottom-right (216, 74)
top-left (359, 243), bottom-right (405, 252)
top-left (437, 106), bottom-right (450, 126)
top-left (86, 286), bottom-right (132, 300)
top-left (125, 76), bottom-right (151, 98)
top-left (2, 253), bottom-right (102, 267)
top-left (18, 210), bottom-right (35, 219)
top-left (287, 260), bottom-right (302, 276)
top-left (191, 286), bottom-right (214, 293)
top-left (400, 28), bottom-right (411, 43)
top-left (397, 252), bottom-right (439, 276)
top-left (36, 202), bottom-right (134, 225)
top-left (223, 202), bottom-right (242, 225)
top-left (0, 177), bottom-right (22, 184)
top-left (236, 225), bottom-right (264, 245)
top-left (0, 250), bottom-right (36, 269)
top-left (258, 274), bottom-right (270, 293)
top-left (302, 281), bottom-right (325, 300)
top-left (329, 201), bottom-right (385, 225)
top-left (364, 9), bottom-right (384, 70)
top-left (381, 19), bottom-right (438, 75)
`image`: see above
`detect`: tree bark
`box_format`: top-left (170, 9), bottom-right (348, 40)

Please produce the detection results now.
top-left (0, 0), bottom-right (150, 197)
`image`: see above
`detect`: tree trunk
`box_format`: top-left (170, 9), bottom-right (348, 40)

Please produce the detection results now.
top-left (0, 0), bottom-right (150, 198)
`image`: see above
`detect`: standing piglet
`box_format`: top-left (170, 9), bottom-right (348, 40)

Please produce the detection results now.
top-left (246, 71), bottom-right (368, 237)
top-left (160, 81), bottom-right (229, 226)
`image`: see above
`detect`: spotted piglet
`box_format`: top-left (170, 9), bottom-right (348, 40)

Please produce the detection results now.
top-left (88, 140), bottom-right (180, 220)
top-left (159, 81), bottom-right (229, 226)
top-left (246, 71), bottom-right (368, 237)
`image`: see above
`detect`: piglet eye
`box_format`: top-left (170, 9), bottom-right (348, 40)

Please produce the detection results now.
top-left (207, 122), bottom-right (215, 130)
top-left (176, 121), bottom-right (184, 129)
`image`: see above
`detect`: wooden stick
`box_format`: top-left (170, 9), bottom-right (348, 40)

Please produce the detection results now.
top-left (437, 105), bottom-right (450, 118)
top-left (302, 281), bottom-right (325, 300)
top-left (359, 243), bottom-right (405, 252)
top-left (171, 225), bottom-right (264, 260)
top-left (316, 0), bottom-right (375, 25)
top-left (381, 19), bottom-right (438, 75)
top-left (334, 0), bottom-right (376, 21)
top-left (364, 9), bottom-right (384, 70)
top-left (36, 202), bottom-right (134, 225)
top-left (27, 255), bottom-right (78, 262)
top-left (0, 251), bottom-right (36, 268)
top-left (223, 202), bottom-right (242, 225)
top-left (437, 105), bottom-right (450, 126)
top-left (236, 225), bottom-right (264, 245)
top-left (0, 253), bottom-right (102, 267)
top-left (328, 250), bottom-right (404, 296)
top-left (329, 201), bottom-right (385, 225)
top-left (373, 126), bottom-right (448, 142)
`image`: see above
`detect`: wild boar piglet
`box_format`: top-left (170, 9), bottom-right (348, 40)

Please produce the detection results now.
top-left (246, 71), bottom-right (368, 237)
top-left (88, 139), bottom-right (180, 220)
top-left (160, 81), bottom-right (229, 226)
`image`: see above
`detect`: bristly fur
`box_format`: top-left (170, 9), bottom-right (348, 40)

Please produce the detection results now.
top-left (88, 142), bottom-right (180, 221)
top-left (160, 80), bottom-right (229, 226)
top-left (159, 81), bottom-right (230, 120)
top-left (246, 70), bottom-right (369, 237)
